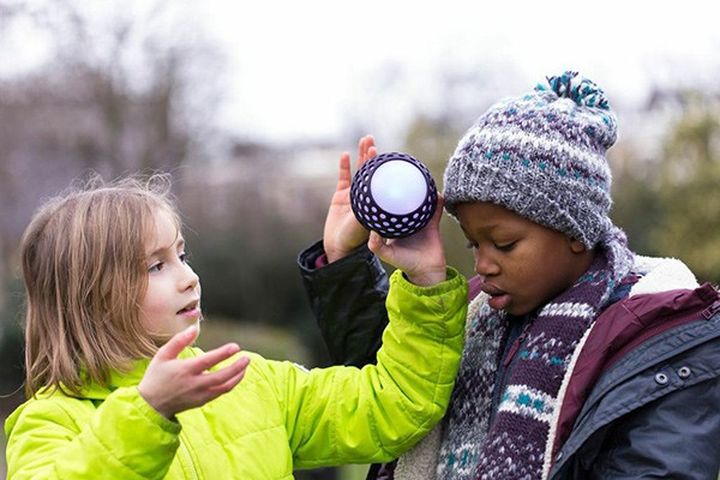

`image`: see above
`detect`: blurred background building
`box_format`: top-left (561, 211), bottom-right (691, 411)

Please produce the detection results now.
top-left (1, 0), bottom-right (720, 478)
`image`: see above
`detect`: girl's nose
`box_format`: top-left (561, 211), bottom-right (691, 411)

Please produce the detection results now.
top-left (180, 264), bottom-right (200, 291)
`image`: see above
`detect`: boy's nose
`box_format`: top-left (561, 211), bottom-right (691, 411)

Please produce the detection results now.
top-left (474, 249), bottom-right (500, 277)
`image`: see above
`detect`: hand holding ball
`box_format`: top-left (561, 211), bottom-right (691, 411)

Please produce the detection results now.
top-left (350, 152), bottom-right (438, 238)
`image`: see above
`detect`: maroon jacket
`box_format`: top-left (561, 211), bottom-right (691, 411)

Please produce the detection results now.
top-left (299, 242), bottom-right (720, 479)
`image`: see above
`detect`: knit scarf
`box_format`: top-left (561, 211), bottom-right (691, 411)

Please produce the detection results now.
top-left (430, 227), bottom-right (634, 480)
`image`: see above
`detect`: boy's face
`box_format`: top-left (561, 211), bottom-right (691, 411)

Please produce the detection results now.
top-left (456, 202), bottom-right (592, 316)
top-left (139, 208), bottom-right (202, 343)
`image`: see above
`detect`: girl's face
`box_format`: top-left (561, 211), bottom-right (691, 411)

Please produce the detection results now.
top-left (139, 208), bottom-right (202, 342)
top-left (456, 202), bottom-right (592, 316)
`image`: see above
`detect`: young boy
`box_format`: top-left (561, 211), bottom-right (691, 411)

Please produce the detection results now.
top-left (299, 72), bottom-right (720, 479)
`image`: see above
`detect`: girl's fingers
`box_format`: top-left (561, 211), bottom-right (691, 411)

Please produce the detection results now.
top-left (156, 325), bottom-right (199, 361)
top-left (200, 356), bottom-right (250, 388)
top-left (207, 367), bottom-right (249, 396)
top-left (428, 195), bottom-right (444, 228)
top-left (190, 343), bottom-right (241, 373)
top-left (367, 231), bottom-right (388, 257)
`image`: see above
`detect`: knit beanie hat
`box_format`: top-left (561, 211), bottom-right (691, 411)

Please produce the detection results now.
top-left (443, 71), bottom-right (618, 249)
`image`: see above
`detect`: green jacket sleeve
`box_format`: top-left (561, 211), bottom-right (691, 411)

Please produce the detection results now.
top-left (278, 267), bottom-right (468, 469)
top-left (5, 386), bottom-right (181, 479)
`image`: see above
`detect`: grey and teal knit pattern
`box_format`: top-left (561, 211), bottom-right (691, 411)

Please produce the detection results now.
top-left (443, 71), bottom-right (618, 249)
top-left (436, 229), bottom-right (634, 480)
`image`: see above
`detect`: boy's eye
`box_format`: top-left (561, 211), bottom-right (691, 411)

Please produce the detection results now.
top-left (494, 241), bottom-right (517, 252)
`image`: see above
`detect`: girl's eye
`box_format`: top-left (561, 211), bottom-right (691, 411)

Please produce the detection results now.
top-left (179, 252), bottom-right (190, 263)
top-left (465, 240), bottom-right (478, 249)
top-left (148, 262), bottom-right (163, 273)
top-left (494, 241), bottom-right (517, 252)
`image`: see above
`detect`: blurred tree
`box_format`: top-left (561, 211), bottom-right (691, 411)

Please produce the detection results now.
top-left (610, 142), bottom-right (666, 256)
top-left (0, 2), bottom-right (223, 259)
top-left (0, 0), bottom-right (224, 387)
top-left (612, 89), bottom-right (720, 283)
top-left (177, 142), bottom-right (335, 355)
top-left (650, 92), bottom-right (720, 283)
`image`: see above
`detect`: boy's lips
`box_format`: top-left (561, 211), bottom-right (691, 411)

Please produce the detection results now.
top-left (480, 283), bottom-right (506, 297)
top-left (481, 283), bottom-right (512, 310)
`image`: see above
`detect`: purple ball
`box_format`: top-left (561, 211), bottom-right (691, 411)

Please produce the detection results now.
top-left (350, 152), bottom-right (438, 238)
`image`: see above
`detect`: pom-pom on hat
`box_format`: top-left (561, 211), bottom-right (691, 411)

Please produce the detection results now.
top-left (443, 71), bottom-right (618, 249)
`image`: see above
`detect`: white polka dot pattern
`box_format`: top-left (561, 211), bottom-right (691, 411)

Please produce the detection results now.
top-left (350, 152), bottom-right (438, 238)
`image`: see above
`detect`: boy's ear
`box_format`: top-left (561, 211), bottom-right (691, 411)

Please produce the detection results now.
top-left (568, 237), bottom-right (587, 254)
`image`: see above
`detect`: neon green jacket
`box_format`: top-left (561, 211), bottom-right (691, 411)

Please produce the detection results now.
top-left (5, 269), bottom-right (467, 479)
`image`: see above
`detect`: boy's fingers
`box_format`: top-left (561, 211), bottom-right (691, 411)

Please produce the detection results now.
top-left (366, 145), bottom-right (377, 163)
top-left (156, 325), bottom-right (198, 360)
top-left (336, 152), bottom-right (351, 190)
top-left (356, 135), bottom-right (372, 168)
top-left (356, 136), bottom-right (366, 167)
top-left (190, 343), bottom-right (241, 373)
top-left (362, 136), bottom-right (376, 162)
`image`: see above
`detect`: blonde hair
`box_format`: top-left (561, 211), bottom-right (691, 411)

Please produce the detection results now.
top-left (21, 175), bottom-right (181, 397)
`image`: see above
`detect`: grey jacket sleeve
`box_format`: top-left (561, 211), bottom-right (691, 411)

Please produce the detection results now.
top-left (586, 376), bottom-right (720, 480)
top-left (297, 240), bottom-right (389, 367)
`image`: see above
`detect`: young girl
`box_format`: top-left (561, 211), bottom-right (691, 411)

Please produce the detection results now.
top-left (299, 73), bottom-right (720, 479)
top-left (4, 175), bottom-right (468, 479)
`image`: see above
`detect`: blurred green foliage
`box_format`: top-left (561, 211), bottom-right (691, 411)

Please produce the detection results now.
top-left (612, 94), bottom-right (720, 284)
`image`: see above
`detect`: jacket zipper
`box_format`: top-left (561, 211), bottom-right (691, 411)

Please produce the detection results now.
top-left (503, 317), bottom-right (535, 367)
top-left (503, 334), bottom-right (525, 367)
top-left (178, 432), bottom-right (200, 480)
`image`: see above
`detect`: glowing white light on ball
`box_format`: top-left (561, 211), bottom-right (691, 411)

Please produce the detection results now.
top-left (370, 161), bottom-right (427, 215)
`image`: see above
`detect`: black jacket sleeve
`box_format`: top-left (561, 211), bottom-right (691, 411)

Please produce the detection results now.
top-left (586, 376), bottom-right (720, 480)
top-left (297, 240), bottom-right (389, 367)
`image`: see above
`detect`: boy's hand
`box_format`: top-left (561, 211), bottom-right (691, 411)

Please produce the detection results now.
top-left (323, 135), bottom-right (377, 263)
top-left (368, 196), bottom-right (447, 287)
top-left (138, 325), bottom-right (250, 419)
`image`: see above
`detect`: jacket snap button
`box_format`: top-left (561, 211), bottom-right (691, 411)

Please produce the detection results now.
top-left (556, 451), bottom-right (563, 461)
top-left (677, 366), bottom-right (691, 379)
top-left (654, 372), bottom-right (669, 385)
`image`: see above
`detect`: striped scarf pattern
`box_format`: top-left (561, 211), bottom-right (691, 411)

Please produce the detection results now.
top-left (436, 227), bottom-right (633, 480)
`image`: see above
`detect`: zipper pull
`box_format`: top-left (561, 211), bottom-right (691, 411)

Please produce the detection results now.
top-left (702, 300), bottom-right (720, 320)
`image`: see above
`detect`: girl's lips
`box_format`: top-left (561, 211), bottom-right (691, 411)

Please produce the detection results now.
top-left (177, 306), bottom-right (201, 318)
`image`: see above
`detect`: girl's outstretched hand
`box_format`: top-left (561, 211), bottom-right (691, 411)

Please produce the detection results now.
top-left (323, 135), bottom-right (377, 263)
top-left (368, 196), bottom-right (447, 287)
top-left (138, 325), bottom-right (250, 419)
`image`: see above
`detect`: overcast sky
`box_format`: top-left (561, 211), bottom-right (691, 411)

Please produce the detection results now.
top-left (198, 0), bottom-right (720, 143)
top-left (3, 0), bottom-right (720, 144)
